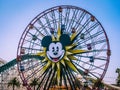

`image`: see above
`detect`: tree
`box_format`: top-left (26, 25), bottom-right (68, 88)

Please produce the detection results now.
top-left (116, 68), bottom-right (120, 86)
top-left (29, 78), bottom-right (39, 90)
top-left (93, 79), bottom-right (104, 89)
top-left (74, 78), bottom-right (82, 89)
top-left (8, 77), bottom-right (20, 90)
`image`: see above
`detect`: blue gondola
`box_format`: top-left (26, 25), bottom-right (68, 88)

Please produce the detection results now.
top-left (20, 65), bottom-right (24, 71)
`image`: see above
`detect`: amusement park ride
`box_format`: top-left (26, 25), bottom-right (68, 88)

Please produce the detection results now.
top-left (0, 5), bottom-right (120, 90)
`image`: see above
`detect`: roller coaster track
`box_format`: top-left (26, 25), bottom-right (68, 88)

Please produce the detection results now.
top-left (0, 54), bottom-right (44, 74)
top-left (88, 78), bottom-right (120, 90)
top-left (102, 81), bottom-right (120, 90)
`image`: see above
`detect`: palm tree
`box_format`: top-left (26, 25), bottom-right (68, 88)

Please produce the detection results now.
top-left (116, 68), bottom-right (120, 86)
top-left (29, 78), bottom-right (39, 90)
top-left (74, 78), bottom-right (82, 89)
top-left (93, 79), bottom-right (104, 89)
top-left (8, 77), bottom-right (20, 90)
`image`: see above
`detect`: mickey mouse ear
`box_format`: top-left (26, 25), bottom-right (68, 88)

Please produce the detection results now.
top-left (60, 34), bottom-right (71, 46)
top-left (41, 36), bottom-right (52, 47)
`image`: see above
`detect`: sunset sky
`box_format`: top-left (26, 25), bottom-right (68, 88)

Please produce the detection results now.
top-left (0, 0), bottom-right (120, 84)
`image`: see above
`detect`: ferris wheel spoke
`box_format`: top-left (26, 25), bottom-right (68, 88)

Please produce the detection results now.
top-left (66, 67), bottom-right (76, 90)
top-left (21, 47), bottom-right (43, 52)
top-left (90, 39), bottom-right (106, 46)
top-left (63, 66), bottom-right (75, 90)
top-left (33, 25), bottom-right (46, 37)
top-left (81, 17), bottom-right (91, 29)
top-left (58, 7), bottom-right (63, 25)
top-left (90, 72), bottom-right (102, 78)
top-left (43, 67), bottom-right (53, 90)
top-left (71, 17), bottom-right (91, 42)
top-left (61, 66), bottom-right (68, 89)
top-left (25, 62), bottom-right (45, 81)
top-left (70, 72), bottom-right (81, 89)
top-left (44, 15), bottom-right (53, 29)
top-left (64, 8), bottom-right (70, 32)
top-left (42, 68), bottom-right (53, 89)
top-left (81, 27), bottom-right (103, 42)
top-left (67, 9), bottom-right (79, 32)
top-left (68, 67), bottom-right (80, 87)
top-left (70, 9), bottom-right (79, 26)
top-left (72, 49), bottom-right (107, 55)
top-left (89, 64), bottom-right (105, 71)
top-left (77, 15), bottom-right (91, 32)
top-left (49, 10), bottom-right (57, 30)
top-left (76, 29), bottom-right (104, 45)
top-left (23, 61), bottom-right (41, 72)
top-left (64, 8), bottom-right (70, 29)
top-left (84, 22), bottom-right (99, 35)
top-left (23, 64), bottom-right (44, 75)
top-left (90, 64), bottom-right (106, 71)
top-left (75, 11), bottom-right (86, 30)
top-left (37, 66), bottom-right (52, 89)
top-left (73, 58), bottom-right (104, 71)
top-left (73, 61), bottom-right (99, 79)
top-left (95, 57), bottom-right (107, 61)
top-left (62, 66), bottom-right (71, 86)
top-left (76, 55), bottom-right (107, 61)
top-left (37, 19), bottom-right (50, 35)
top-left (65, 59), bottom-right (85, 76)
top-left (46, 69), bottom-right (56, 90)
top-left (77, 39), bottom-right (106, 49)
top-left (87, 71), bottom-right (102, 79)
top-left (36, 68), bottom-right (49, 90)
top-left (23, 38), bottom-right (40, 46)
top-left (28, 24), bottom-right (46, 38)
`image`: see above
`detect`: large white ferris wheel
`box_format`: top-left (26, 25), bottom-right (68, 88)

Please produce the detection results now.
top-left (16, 5), bottom-right (111, 90)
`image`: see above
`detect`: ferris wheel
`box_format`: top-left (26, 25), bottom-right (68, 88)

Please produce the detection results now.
top-left (17, 5), bottom-right (111, 90)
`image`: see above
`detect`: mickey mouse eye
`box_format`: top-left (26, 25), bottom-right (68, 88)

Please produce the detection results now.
top-left (52, 47), bottom-right (55, 52)
top-left (57, 46), bottom-right (59, 51)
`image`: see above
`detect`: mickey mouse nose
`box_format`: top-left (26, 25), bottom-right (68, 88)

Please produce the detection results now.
top-left (54, 52), bottom-right (58, 55)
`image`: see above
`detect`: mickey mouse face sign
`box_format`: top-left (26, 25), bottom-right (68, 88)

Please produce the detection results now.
top-left (47, 42), bottom-right (65, 62)
top-left (41, 34), bottom-right (71, 63)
